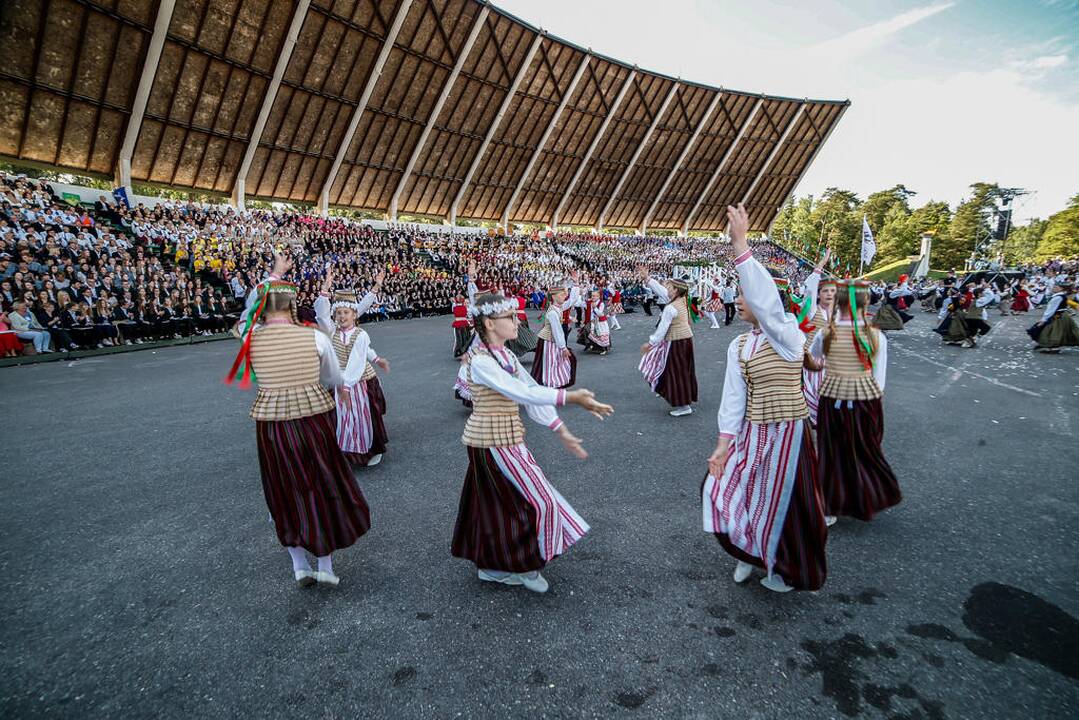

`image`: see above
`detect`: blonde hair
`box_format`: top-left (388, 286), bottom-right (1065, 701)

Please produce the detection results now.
top-left (822, 285), bottom-right (879, 358)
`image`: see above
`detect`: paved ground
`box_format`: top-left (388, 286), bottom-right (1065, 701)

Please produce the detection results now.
top-left (2, 306), bottom-right (1077, 719)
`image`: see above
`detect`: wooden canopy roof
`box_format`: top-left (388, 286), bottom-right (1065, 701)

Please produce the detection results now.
top-left (0, 0), bottom-right (848, 232)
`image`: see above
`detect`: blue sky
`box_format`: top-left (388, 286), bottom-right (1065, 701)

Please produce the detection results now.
top-left (495, 0), bottom-right (1079, 222)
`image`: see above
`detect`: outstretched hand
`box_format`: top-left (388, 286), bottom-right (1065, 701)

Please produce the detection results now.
top-left (556, 426), bottom-right (588, 459)
top-left (569, 388), bottom-right (614, 420)
top-left (375, 357), bottom-right (391, 373)
top-left (815, 247), bottom-right (832, 273)
top-left (726, 203), bottom-right (750, 253)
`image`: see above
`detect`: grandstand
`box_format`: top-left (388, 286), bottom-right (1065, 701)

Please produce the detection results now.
top-left (0, 0), bottom-right (846, 234)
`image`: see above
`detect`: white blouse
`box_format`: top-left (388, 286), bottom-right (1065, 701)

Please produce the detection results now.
top-left (469, 346), bottom-right (566, 431)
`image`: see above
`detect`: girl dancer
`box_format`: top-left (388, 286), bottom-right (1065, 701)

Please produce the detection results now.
top-left (801, 249), bottom-right (834, 428)
top-left (227, 254), bottom-right (370, 588)
top-left (638, 270), bottom-right (698, 417)
top-left (809, 279), bottom-right (900, 525)
top-left (504, 286), bottom-right (539, 357)
top-left (314, 267), bottom-right (391, 467)
top-left (703, 277), bottom-right (724, 329)
top-left (702, 204), bottom-right (827, 593)
top-left (530, 277), bottom-right (580, 388)
top-left (872, 276), bottom-right (914, 330)
top-left (582, 289), bottom-right (612, 355)
top-left (451, 292), bottom-right (472, 358)
top-left (452, 291), bottom-right (614, 592)
top-left (1028, 280), bottom-right (1079, 353)
top-left (607, 284), bottom-right (623, 331)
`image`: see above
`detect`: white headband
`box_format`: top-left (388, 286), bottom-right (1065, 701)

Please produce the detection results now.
top-left (468, 297), bottom-right (517, 317)
top-left (330, 301), bottom-right (362, 313)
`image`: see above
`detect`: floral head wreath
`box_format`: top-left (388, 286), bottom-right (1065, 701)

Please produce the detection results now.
top-left (330, 289), bottom-right (362, 314)
top-left (225, 279), bottom-right (297, 388)
top-left (469, 295), bottom-right (518, 318)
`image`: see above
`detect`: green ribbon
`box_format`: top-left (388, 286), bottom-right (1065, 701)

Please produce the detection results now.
top-left (849, 284), bottom-right (874, 370)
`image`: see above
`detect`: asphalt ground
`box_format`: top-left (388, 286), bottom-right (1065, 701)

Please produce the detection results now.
top-left (2, 305), bottom-right (1077, 719)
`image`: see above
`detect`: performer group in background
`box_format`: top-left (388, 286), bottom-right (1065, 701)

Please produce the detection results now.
top-left (638, 269), bottom-right (698, 417)
top-left (530, 275), bottom-right (580, 389)
top-left (451, 291), bottom-right (613, 592)
top-left (872, 275), bottom-right (914, 330)
top-left (1027, 279), bottom-right (1079, 353)
top-left (581, 289), bottom-right (612, 355)
top-left (228, 255), bottom-right (371, 588)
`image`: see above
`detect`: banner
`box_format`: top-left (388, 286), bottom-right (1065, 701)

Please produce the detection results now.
top-left (860, 215), bottom-right (876, 268)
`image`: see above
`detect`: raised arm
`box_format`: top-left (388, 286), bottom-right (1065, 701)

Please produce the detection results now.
top-left (645, 278), bottom-right (670, 304)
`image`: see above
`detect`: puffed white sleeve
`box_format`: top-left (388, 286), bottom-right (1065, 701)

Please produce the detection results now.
top-left (803, 271), bottom-right (821, 317)
top-left (1041, 294), bottom-right (1062, 322)
top-left (873, 331), bottom-right (888, 391)
top-left (314, 330), bottom-right (345, 387)
top-left (646, 278), bottom-right (670, 304)
top-left (809, 329), bottom-right (825, 359)
top-left (366, 344), bottom-right (378, 362)
top-left (547, 308), bottom-right (567, 348)
top-left (356, 290), bottom-right (378, 316)
top-left (734, 252), bottom-right (804, 361)
top-left (717, 337), bottom-right (746, 438)
top-left (649, 304), bottom-right (678, 345)
top-left (470, 355), bottom-right (567, 431)
top-left (313, 293), bottom-right (335, 335)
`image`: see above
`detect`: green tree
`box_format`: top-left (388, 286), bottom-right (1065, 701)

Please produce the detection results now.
top-left (1036, 194), bottom-right (1079, 261)
top-left (809, 188), bottom-right (861, 271)
top-left (861, 184), bottom-right (915, 234)
top-left (944, 182), bottom-right (999, 268)
top-left (771, 195), bottom-right (816, 254)
top-left (1002, 218), bottom-right (1046, 263)
top-left (876, 203), bottom-right (918, 263)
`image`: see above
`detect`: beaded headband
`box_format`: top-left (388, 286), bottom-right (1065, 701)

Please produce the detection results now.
top-left (469, 296), bottom-right (518, 317)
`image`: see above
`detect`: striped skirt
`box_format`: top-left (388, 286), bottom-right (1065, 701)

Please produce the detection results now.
top-left (803, 365), bottom-right (824, 425)
top-left (646, 337), bottom-right (697, 407)
top-left (256, 411), bottom-right (371, 557)
top-left (337, 377), bottom-right (388, 466)
top-left (452, 445), bottom-right (589, 573)
top-left (530, 338), bottom-right (576, 388)
top-left (702, 419), bottom-right (827, 590)
top-left (817, 397), bottom-right (901, 521)
top-left (705, 298), bottom-right (724, 312)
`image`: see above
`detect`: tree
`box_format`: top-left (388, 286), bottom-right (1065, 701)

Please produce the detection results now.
top-left (944, 183), bottom-right (999, 269)
top-left (771, 195), bottom-right (816, 254)
top-left (1036, 194), bottom-right (1079, 261)
top-left (861, 185), bottom-right (915, 234)
top-left (1003, 218), bottom-right (1046, 263)
top-left (809, 188), bottom-right (861, 271)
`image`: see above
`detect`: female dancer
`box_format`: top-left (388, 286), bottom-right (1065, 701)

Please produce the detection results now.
top-left (504, 285), bottom-right (538, 357)
top-left (800, 249), bottom-right (834, 427)
top-left (451, 292), bottom-right (472, 358)
top-left (702, 204), bottom-right (827, 593)
top-left (809, 279), bottom-right (900, 525)
top-left (582, 289), bottom-right (612, 355)
top-left (1010, 282), bottom-right (1031, 314)
top-left (227, 254), bottom-right (371, 588)
top-left (638, 270), bottom-right (697, 417)
top-left (703, 277), bottom-right (724, 329)
top-left (872, 276), bottom-right (914, 330)
top-left (530, 276), bottom-right (580, 389)
top-left (1028, 280), bottom-right (1079, 353)
top-left (452, 291), bottom-right (613, 592)
top-left (314, 267), bottom-right (391, 467)
top-left (607, 284), bottom-right (623, 331)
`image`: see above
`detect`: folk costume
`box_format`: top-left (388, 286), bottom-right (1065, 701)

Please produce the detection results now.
top-left (530, 283), bottom-right (580, 389)
top-left (1027, 286), bottom-right (1079, 351)
top-left (583, 297), bottom-right (612, 354)
top-left (801, 272), bottom-right (834, 426)
top-left (809, 280), bottom-right (901, 523)
top-left (1010, 286), bottom-right (1031, 313)
top-left (314, 290), bottom-right (388, 467)
top-left (704, 279), bottom-right (724, 328)
top-left (227, 278), bottom-right (371, 586)
top-left (451, 295), bottom-right (472, 358)
top-left (504, 292), bottom-right (539, 357)
top-left (934, 293), bottom-right (981, 347)
top-left (607, 288), bottom-right (624, 330)
top-left (639, 278), bottom-right (698, 416)
top-left (872, 278), bottom-right (914, 330)
top-left (452, 297), bottom-right (589, 591)
top-left (701, 250), bottom-right (827, 592)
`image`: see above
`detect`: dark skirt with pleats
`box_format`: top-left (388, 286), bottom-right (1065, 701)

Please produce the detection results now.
top-left (451, 447), bottom-right (545, 573)
top-left (1029, 312), bottom-right (1079, 347)
top-left (344, 377), bottom-right (388, 466)
top-left (505, 319), bottom-right (538, 356)
top-left (453, 327), bottom-right (473, 358)
top-left (873, 304), bottom-right (908, 330)
top-left (256, 410), bottom-right (371, 556)
top-left (817, 397), bottom-right (902, 521)
top-left (656, 338), bottom-right (698, 407)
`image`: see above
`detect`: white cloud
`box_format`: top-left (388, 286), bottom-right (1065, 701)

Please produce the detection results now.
top-left (810, 3), bottom-right (956, 60)
top-left (1011, 53), bottom-right (1069, 71)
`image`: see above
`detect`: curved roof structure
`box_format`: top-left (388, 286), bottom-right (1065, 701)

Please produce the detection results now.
top-left (0, 0), bottom-right (848, 232)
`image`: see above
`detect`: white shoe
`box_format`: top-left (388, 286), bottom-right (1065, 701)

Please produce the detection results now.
top-left (314, 570), bottom-right (340, 587)
top-left (733, 560), bottom-right (754, 583)
top-left (520, 571), bottom-right (549, 593)
top-left (760, 574), bottom-right (794, 593)
top-left (710, 324), bottom-right (720, 329)
top-left (825, 515), bottom-right (837, 527)
top-left (294, 569), bottom-right (316, 587)
top-left (478, 569), bottom-right (522, 585)
top-left (367, 453), bottom-right (383, 467)
top-left (669, 406), bottom-right (693, 417)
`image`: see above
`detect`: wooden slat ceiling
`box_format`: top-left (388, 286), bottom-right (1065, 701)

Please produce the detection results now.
top-left (0, 0), bottom-right (848, 231)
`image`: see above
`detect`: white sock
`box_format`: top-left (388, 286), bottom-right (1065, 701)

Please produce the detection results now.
top-left (287, 547), bottom-right (311, 572)
top-left (481, 568), bottom-right (511, 579)
top-left (317, 555), bottom-right (333, 574)
top-left (704, 311), bottom-right (718, 325)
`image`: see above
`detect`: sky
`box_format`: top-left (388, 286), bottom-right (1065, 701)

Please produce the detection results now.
top-left (494, 0), bottom-right (1079, 223)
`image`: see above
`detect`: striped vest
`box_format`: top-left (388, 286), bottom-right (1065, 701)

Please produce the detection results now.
top-left (821, 327), bottom-right (882, 401)
top-left (330, 327), bottom-right (377, 382)
top-left (739, 332), bottom-right (808, 423)
top-left (461, 351), bottom-right (525, 448)
top-left (249, 324), bottom-right (335, 421)
top-left (665, 296), bottom-right (693, 341)
top-left (537, 309), bottom-right (559, 342)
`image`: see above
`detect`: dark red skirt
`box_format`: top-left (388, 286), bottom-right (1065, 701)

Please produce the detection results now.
top-left (529, 338), bottom-right (577, 389)
top-left (344, 376), bottom-right (389, 466)
top-left (704, 432), bottom-right (828, 591)
top-left (451, 447), bottom-right (545, 573)
top-left (817, 397), bottom-right (902, 521)
top-left (656, 338), bottom-right (698, 407)
top-left (256, 410), bottom-right (371, 556)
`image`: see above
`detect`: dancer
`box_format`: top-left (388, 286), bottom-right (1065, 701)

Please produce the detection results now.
top-left (702, 204), bottom-right (827, 593)
top-left (703, 277), bottom-right (724, 329)
top-left (582, 289), bottom-right (612, 355)
top-left (451, 291), bottom-right (614, 592)
top-left (809, 279), bottom-right (900, 525)
top-left (933, 288), bottom-right (979, 347)
top-left (801, 249), bottom-right (834, 428)
top-left (1010, 282), bottom-right (1031, 314)
top-left (872, 276), bottom-right (914, 330)
top-left (504, 285), bottom-right (538, 357)
top-left (1027, 279), bottom-right (1079, 353)
top-left (227, 254), bottom-right (370, 588)
top-left (314, 267), bottom-right (391, 467)
top-left (638, 269), bottom-right (698, 417)
top-left (607, 284), bottom-right (623, 331)
top-left (530, 276), bottom-right (580, 389)
top-left (451, 292), bottom-right (472, 358)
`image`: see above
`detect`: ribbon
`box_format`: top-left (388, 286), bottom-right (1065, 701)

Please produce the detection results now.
top-left (225, 285), bottom-right (268, 388)
top-left (849, 284), bottom-right (874, 370)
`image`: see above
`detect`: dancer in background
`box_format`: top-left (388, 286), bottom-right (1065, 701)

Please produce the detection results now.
top-left (801, 249), bottom-right (833, 428)
top-left (607, 284), bottom-right (624, 331)
top-left (227, 254), bottom-right (370, 588)
top-left (452, 291), bottom-right (613, 592)
top-left (314, 266), bottom-right (391, 468)
top-left (638, 269), bottom-right (698, 417)
top-left (582, 288), bottom-right (612, 355)
top-left (504, 285), bottom-right (538, 358)
top-left (872, 276), bottom-right (914, 330)
top-left (1028, 279), bottom-right (1079, 353)
top-left (451, 292), bottom-right (472, 358)
top-left (703, 276), bottom-right (724, 329)
top-left (702, 205), bottom-right (827, 593)
top-left (530, 275), bottom-right (580, 389)
top-left (809, 279), bottom-right (900, 526)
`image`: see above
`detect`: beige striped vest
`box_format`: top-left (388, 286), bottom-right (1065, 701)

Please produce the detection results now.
top-left (537, 310), bottom-right (557, 342)
top-left (739, 332), bottom-right (809, 423)
top-left (331, 326), bottom-right (377, 381)
top-left (461, 351), bottom-right (525, 448)
top-left (820, 326), bottom-right (882, 401)
top-left (249, 324), bottom-right (335, 421)
top-left (665, 296), bottom-right (693, 341)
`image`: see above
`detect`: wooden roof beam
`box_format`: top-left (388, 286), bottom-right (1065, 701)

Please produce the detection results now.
top-left (736, 102), bottom-right (805, 219)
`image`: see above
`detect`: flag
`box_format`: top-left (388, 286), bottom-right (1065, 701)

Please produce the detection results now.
top-left (860, 215), bottom-right (876, 267)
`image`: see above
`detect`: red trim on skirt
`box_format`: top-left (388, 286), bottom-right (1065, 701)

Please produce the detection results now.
top-left (256, 410), bottom-right (371, 556)
top-left (344, 377), bottom-right (388, 467)
top-left (529, 338), bottom-right (577, 389)
top-left (451, 447), bottom-right (545, 573)
top-left (656, 337), bottom-right (698, 407)
top-left (817, 397), bottom-right (902, 521)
